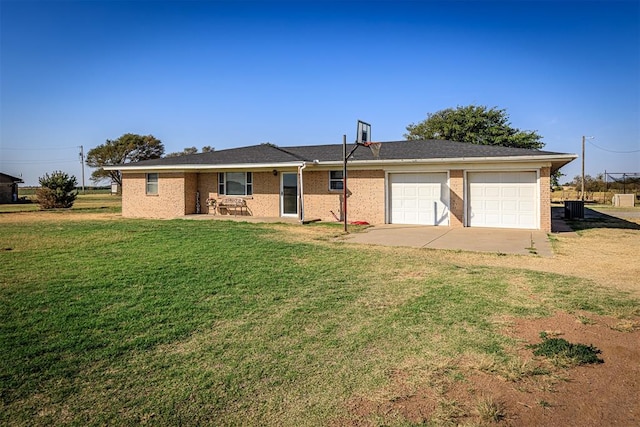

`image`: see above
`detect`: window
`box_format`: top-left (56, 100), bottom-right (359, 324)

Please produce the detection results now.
top-left (329, 170), bottom-right (343, 191)
top-left (146, 173), bottom-right (158, 195)
top-left (218, 172), bottom-right (253, 196)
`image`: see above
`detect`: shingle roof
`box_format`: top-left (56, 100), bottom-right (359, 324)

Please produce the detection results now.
top-left (127, 139), bottom-right (571, 168)
top-left (0, 172), bottom-right (24, 183)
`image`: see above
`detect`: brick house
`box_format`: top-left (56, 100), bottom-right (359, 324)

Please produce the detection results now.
top-left (106, 140), bottom-right (576, 231)
top-left (0, 172), bottom-right (24, 204)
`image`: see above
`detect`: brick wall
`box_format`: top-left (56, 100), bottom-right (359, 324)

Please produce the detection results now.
top-left (184, 173), bottom-right (198, 214)
top-left (122, 172), bottom-right (188, 218)
top-left (250, 172), bottom-right (280, 216)
top-left (539, 167), bottom-right (551, 232)
top-left (122, 167), bottom-right (551, 230)
top-left (346, 169), bottom-right (386, 224)
top-left (302, 170), bottom-right (385, 223)
top-left (302, 171), bottom-right (342, 222)
top-left (201, 171), bottom-right (281, 217)
top-left (449, 170), bottom-right (464, 228)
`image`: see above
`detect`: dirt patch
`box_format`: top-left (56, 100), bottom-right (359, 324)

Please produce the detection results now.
top-left (340, 312), bottom-right (640, 426)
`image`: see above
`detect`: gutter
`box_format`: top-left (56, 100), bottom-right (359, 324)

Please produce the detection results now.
top-left (315, 153), bottom-right (578, 167)
top-left (103, 162), bottom-right (305, 172)
top-left (298, 162), bottom-right (307, 224)
top-left (104, 154), bottom-right (577, 172)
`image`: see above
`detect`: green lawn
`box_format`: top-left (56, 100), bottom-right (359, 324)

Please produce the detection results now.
top-left (0, 219), bottom-right (637, 426)
top-left (0, 193), bottom-right (121, 214)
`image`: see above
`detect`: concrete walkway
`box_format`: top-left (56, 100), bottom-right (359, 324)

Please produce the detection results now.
top-left (344, 225), bottom-right (554, 257)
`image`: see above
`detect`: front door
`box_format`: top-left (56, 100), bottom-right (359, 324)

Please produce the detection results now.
top-left (281, 172), bottom-right (298, 216)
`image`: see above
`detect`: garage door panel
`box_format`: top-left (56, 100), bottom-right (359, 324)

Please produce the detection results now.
top-left (502, 187), bottom-right (518, 197)
top-left (519, 200), bottom-right (535, 210)
top-left (390, 173), bottom-right (449, 226)
top-left (468, 172), bottom-right (537, 229)
top-left (519, 187), bottom-right (535, 197)
top-left (502, 200), bottom-right (517, 211)
top-left (486, 187), bottom-right (500, 197)
top-left (486, 200), bottom-right (500, 210)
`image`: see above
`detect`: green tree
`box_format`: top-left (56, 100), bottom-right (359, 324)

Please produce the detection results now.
top-left (36, 171), bottom-right (78, 209)
top-left (404, 105), bottom-right (544, 149)
top-left (86, 134), bottom-right (164, 187)
top-left (165, 146), bottom-right (215, 157)
top-left (551, 170), bottom-right (565, 189)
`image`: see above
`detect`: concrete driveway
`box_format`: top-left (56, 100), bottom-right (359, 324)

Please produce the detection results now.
top-left (344, 225), bottom-right (553, 257)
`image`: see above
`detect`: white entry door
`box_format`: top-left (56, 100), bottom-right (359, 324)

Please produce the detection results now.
top-left (389, 173), bottom-right (449, 225)
top-left (467, 171), bottom-right (537, 229)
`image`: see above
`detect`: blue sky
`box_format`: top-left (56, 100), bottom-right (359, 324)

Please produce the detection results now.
top-left (1, 0), bottom-right (639, 186)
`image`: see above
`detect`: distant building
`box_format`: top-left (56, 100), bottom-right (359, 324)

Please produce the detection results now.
top-left (0, 172), bottom-right (24, 204)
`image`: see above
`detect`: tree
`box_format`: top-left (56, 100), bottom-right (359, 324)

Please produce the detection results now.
top-left (165, 146), bottom-right (215, 157)
top-left (404, 105), bottom-right (544, 149)
top-left (572, 174), bottom-right (605, 193)
top-left (166, 146), bottom-right (198, 158)
top-left (86, 134), bottom-right (164, 187)
top-left (36, 171), bottom-right (77, 209)
top-left (551, 170), bottom-right (565, 189)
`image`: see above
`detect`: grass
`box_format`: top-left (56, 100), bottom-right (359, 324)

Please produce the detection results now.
top-left (0, 193), bottom-right (121, 214)
top-left (476, 396), bottom-right (505, 423)
top-left (528, 332), bottom-right (604, 367)
top-left (1, 217), bottom-right (637, 426)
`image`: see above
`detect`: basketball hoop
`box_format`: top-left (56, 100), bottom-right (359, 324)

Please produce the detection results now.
top-left (363, 141), bottom-right (382, 159)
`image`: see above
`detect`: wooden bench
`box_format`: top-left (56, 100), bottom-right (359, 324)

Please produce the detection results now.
top-left (218, 198), bottom-right (247, 216)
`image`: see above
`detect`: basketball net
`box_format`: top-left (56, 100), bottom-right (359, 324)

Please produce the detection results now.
top-left (363, 142), bottom-right (382, 159)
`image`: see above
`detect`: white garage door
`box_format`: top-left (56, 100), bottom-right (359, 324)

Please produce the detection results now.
top-left (389, 173), bottom-right (449, 225)
top-left (468, 171), bottom-right (537, 229)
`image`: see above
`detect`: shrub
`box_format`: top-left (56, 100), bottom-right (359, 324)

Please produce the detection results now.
top-left (36, 171), bottom-right (78, 209)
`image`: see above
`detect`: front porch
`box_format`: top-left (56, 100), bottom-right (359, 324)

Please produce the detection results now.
top-left (182, 214), bottom-right (317, 224)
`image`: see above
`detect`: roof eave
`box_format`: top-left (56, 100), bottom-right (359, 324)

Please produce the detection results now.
top-left (105, 154), bottom-right (578, 171)
top-left (319, 154), bottom-right (578, 167)
top-left (106, 162), bottom-right (306, 172)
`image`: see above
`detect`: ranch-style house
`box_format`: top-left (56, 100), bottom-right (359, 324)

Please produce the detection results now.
top-left (107, 139), bottom-right (576, 232)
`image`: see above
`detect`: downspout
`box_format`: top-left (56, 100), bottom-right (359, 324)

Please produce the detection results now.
top-left (298, 162), bottom-right (307, 224)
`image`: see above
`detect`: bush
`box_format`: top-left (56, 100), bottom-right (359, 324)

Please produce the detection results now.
top-left (36, 171), bottom-right (78, 209)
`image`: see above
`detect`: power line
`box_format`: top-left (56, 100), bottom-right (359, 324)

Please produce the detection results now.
top-left (586, 140), bottom-right (640, 153)
top-left (2, 160), bottom-right (79, 164)
top-left (0, 146), bottom-right (80, 151)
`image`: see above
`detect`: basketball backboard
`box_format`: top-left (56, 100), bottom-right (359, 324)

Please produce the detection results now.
top-left (356, 120), bottom-right (371, 144)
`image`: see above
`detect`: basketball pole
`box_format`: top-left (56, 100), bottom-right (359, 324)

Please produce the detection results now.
top-left (343, 121), bottom-right (373, 233)
top-left (343, 134), bottom-right (348, 232)
top-left (343, 135), bottom-right (369, 233)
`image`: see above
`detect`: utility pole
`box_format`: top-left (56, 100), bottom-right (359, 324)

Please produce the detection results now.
top-left (581, 136), bottom-right (595, 201)
top-left (79, 145), bottom-right (86, 194)
top-left (581, 136), bottom-right (585, 201)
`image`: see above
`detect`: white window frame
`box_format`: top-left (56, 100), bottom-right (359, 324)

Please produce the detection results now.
top-left (218, 172), bottom-right (253, 196)
top-left (146, 173), bottom-right (158, 195)
top-left (329, 170), bottom-right (343, 191)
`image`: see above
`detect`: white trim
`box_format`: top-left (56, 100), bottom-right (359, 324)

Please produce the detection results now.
top-left (328, 170), bottom-right (343, 191)
top-left (145, 173), bottom-right (158, 195)
top-left (280, 172), bottom-right (298, 217)
top-left (105, 162), bottom-right (304, 172)
top-left (384, 171), bottom-right (389, 224)
top-left (218, 171), bottom-right (253, 196)
top-left (466, 170), bottom-right (539, 229)
top-left (106, 154), bottom-right (577, 172)
top-left (387, 171), bottom-right (451, 226)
